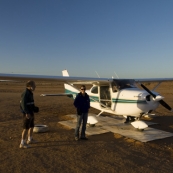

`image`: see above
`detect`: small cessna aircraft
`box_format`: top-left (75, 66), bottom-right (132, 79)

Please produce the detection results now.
top-left (1, 70), bottom-right (173, 130)
top-left (40, 70), bottom-right (173, 130)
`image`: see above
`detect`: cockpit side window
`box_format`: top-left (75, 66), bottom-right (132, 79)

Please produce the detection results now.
top-left (91, 86), bottom-right (98, 94)
top-left (112, 79), bottom-right (136, 90)
top-left (112, 84), bottom-right (119, 92)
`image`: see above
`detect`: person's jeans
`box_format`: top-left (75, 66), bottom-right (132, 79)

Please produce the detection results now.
top-left (75, 113), bottom-right (88, 138)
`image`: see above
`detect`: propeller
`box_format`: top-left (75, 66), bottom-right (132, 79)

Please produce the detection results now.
top-left (141, 84), bottom-right (172, 111)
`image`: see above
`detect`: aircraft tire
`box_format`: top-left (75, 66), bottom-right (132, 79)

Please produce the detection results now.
top-left (137, 129), bottom-right (144, 132)
top-left (33, 125), bottom-right (49, 133)
top-left (88, 124), bottom-right (95, 127)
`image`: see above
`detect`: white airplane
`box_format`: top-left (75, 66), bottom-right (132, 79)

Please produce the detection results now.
top-left (1, 70), bottom-right (173, 130)
top-left (40, 70), bottom-right (173, 130)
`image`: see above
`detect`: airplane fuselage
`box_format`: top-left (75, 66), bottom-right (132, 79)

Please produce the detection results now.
top-left (88, 87), bottom-right (159, 117)
top-left (64, 80), bottom-right (160, 118)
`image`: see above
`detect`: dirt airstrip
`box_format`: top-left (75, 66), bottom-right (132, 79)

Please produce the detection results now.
top-left (1, 77), bottom-right (173, 173)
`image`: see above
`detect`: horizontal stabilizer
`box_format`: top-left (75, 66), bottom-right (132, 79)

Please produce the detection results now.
top-left (40, 93), bottom-right (73, 97)
top-left (0, 80), bottom-right (17, 82)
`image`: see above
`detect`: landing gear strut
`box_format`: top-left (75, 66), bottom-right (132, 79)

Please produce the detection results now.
top-left (125, 113), bottom-right (148, 130)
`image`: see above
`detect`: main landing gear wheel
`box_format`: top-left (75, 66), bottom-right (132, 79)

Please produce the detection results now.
top-left (88, 124), bottom-right (96, 127)
top-left (131, 121), bottom-right (148, 130)
top-left (87, 115), bottom-right (98, 127)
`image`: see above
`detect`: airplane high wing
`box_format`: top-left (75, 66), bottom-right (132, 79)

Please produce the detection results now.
top-left (1, 72), bottom-right (173, 84)
top-left (1, 70), bottom-right (173, 130)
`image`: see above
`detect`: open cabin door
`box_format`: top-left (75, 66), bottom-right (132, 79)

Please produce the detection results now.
top-left (99, 86), bottom-right (111, 108)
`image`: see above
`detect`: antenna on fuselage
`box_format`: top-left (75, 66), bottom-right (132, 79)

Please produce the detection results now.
top-left (95, 71), bottom-right (100, 78)
top-left (114, 71), bottom-right (119, 79)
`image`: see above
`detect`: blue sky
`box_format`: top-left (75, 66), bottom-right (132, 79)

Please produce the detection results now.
top-left (1, 0), bottom-right (173, 78)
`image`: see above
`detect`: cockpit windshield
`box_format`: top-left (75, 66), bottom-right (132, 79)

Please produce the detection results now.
top-left (112, 79), bottom-right (137, 92)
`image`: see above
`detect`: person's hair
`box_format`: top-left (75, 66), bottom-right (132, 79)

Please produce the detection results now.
top-left (26, 80), bottom-right (35, 87)
top-left (80, 85), bottom-right (86, 89)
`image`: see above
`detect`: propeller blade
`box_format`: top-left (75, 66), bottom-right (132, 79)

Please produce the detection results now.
top-left (141, 84), bottom-right (156, 98)
top-left (159, 100), bottom-right (172, 111)
top-left (141, 83), bottom-right (172, 111)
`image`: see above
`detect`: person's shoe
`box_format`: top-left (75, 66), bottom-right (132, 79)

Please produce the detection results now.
top-left (80, 137), bottom-right (88, 140)
top-left (75, 137), bottom-right (79, 141)
top-left (19, 143), bottom-right (29, 149)
top-left (27, 139), bottom-right (37, 144)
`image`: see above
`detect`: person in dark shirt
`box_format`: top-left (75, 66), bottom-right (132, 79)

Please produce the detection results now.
top-left (19, 80), bottom-right (38, 148)
top-left (74, 85), bottom-right (90, 141)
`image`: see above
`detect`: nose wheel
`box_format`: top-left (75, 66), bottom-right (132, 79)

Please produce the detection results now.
top-left (124, 116), bottom-right (136, 123)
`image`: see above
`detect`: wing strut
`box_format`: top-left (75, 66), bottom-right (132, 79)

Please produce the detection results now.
top-left (96, 111), bottom-right (104, 117)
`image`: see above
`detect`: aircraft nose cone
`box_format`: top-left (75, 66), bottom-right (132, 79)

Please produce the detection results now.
top-left (154, 95), bottom-right (164, 101)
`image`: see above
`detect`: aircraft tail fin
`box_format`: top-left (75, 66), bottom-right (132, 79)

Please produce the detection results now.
top-left (62, 69), bottom-right (69, 77)
top-left (62, 69), bottom-right (77, 90)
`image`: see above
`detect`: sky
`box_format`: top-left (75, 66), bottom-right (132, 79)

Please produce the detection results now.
top-left (1, 0), bottom-right (173, 78)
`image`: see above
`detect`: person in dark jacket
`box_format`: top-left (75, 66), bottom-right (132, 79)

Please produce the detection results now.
top-left (19, 80), bottom-right (38, 148)
top-left (74, 85), bottom-right (90, 141)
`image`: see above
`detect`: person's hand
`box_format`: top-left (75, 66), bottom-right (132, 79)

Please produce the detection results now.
top-left (26, 114), bottom-right (30, 119)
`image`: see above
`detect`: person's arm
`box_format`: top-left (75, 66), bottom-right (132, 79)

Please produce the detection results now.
top-left (88, 95), bottom-right (90, 109)
top-left (74, 94), bottom-right (79, 108)
top-left (21, 91), bottom-right (31, 119)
